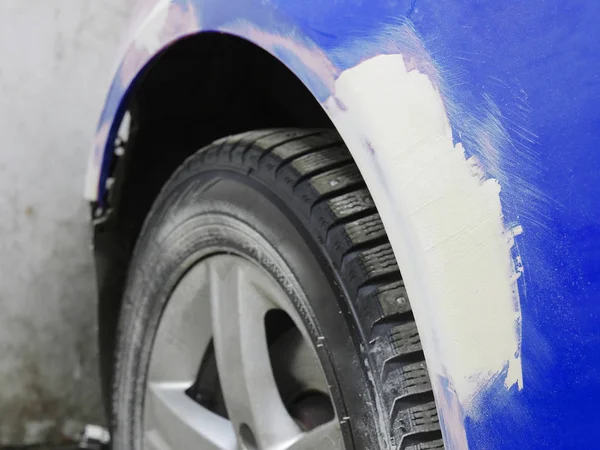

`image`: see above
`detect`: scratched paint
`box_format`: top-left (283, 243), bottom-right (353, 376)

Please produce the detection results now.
top-left (86, 0), bottom-right (600, 448)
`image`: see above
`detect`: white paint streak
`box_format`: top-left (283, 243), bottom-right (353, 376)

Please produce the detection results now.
top-left (324, 54), bottom-right (522, 414)
top-left (84, 122), bottom-right (109, 201)
top-left (133, 0), bottom-right (171, 54)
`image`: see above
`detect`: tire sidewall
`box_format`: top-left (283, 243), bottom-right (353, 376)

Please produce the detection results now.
top-left (112, 172), bottom-right (380, 449)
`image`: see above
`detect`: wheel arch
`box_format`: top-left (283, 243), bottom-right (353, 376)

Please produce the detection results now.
top-left (93, 31), bottom-right (335, 416)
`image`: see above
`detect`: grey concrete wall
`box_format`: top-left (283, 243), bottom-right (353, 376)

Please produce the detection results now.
top-left (0, 1), bottom-right (136, 445)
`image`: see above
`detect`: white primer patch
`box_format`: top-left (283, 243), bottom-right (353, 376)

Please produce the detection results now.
top-left (324, 54), bottom-right (522, 413)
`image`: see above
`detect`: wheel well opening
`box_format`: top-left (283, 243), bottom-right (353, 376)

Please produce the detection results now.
top-left (108, 32), bottom-right (334, 237)
top-left (95, 32), bottom-right (335, 409)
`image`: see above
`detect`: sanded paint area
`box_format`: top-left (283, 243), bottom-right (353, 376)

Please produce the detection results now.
top-left (324, 53), bottom-right (523, 447)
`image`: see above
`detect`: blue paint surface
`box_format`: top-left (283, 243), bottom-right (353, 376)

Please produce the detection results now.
top-left (92, 0), bottom-right (600, 447)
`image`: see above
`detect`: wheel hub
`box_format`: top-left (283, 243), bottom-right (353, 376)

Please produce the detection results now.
top-left (143, 254), bottom-right (343, 449)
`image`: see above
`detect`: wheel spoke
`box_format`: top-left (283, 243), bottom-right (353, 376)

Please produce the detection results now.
top-left (285, 420), bottom-right (344, 450)
top-left (148, 262), bottom-right (213, 384)
top-left (144, 382), bottom-right (237, 450)
top-left (209, 256), bottom-right (302, 448)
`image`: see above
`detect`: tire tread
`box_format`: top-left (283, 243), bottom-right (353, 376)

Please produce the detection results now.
top-left (160, 129), bottom-right (443, 448)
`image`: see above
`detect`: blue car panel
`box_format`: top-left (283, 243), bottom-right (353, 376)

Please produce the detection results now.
top-left (88, 1), bottom-right (600, 448)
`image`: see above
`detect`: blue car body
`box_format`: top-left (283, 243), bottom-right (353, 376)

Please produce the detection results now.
top-left (88, 1), bottom-right (600, 448)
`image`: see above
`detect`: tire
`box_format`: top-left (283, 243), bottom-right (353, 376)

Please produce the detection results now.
top-left (111, 128), bottom-right (443, 449)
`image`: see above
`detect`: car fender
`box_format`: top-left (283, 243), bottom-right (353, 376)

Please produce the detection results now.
top-left (87, 1), bottom-right (600, 448)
